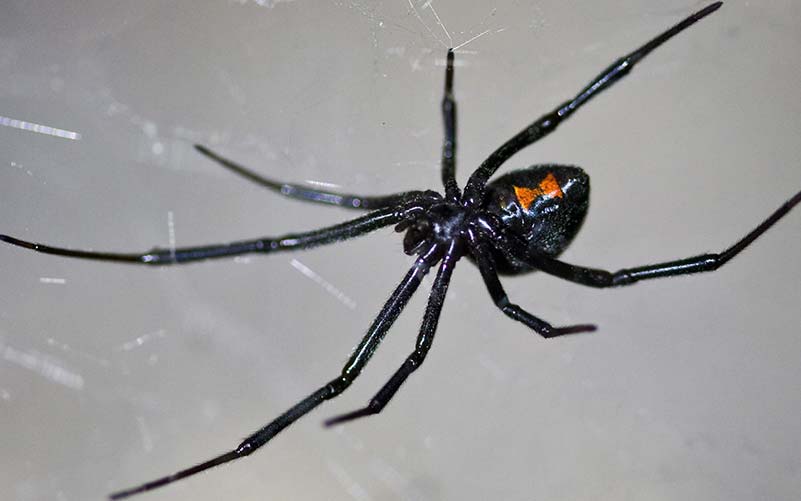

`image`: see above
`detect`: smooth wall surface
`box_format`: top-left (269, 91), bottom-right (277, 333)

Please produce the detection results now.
top-left (2, 1), bottom-right (800, 500)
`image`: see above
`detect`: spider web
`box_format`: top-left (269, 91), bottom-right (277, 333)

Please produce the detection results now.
top-left (2, 2), bottom-right (800, 501)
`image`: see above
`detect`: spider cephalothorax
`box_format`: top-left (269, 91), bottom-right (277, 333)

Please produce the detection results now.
top-left (2, 2), bottom-right (799, 499)
top-left (399, 200), bottom-right (473, 255)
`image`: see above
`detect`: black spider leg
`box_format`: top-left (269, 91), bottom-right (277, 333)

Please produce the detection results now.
top-left (108, 244), bottom-right (442, 500)
top-left (0, 198), bottom-right (435, 265)
top-left (468, 230), bottom-right (596, 338)
top-left (194, 145), bottom-right (424, 210)
top-left (324, 239), bottom-right (461, 426)
top-left (441, 49), bottom-right (460, 202)
top-left (321, 51), bottom-right (464, 426)
top-left (525, 189), bottom-right (801, 288)
top-left (462, 2), bottom-right (723, 206)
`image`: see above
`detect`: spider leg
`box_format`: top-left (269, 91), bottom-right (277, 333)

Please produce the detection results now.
top-left (440, 49), bottom-right (460, 201)
top-left (528, 188), bottom-right (801, 287)
top-left (324, 240), bottom-right (461, 426)
top-left (195, 145), bottom-right (424, 210)
top-left (0, 198), bottom-right (434, 265)
top-left (108, 245), bottom-right (441, 500)
top-left (470, 234), bottom-right (596, 337)
top-left (463, 2), bottom-right (723, 205)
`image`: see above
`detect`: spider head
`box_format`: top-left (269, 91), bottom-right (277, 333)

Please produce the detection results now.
top-left (483, 165), bottom-right (590, 257)
top-left (397, 202), bottom-right (470, 256)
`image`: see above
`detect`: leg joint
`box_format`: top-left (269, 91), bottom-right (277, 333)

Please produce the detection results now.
top-left (326, 377), bottom-right (352, 397)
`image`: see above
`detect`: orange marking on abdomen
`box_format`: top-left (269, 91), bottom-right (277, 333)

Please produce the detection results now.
top-left (513, 185), bottom-right (539, 210)
top-left (513, 172), bottom-right (563, 210)
top-left (538, 172), bottom-right (564, 199)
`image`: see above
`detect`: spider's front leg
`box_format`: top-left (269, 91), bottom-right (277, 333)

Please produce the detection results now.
top-left (0, 197), bottom-right (436, 265)
top-left (109, 244), bottom-right (442, 499)
top-left (325, 239), bottom-right (461, 426)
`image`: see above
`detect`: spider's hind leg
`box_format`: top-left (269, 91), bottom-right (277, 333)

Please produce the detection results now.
top-left (463, 2), bottom-right (724, 204)
top-left (528, 188), bottom-right (801, 288)
top-left (195, 144), bottom-right (423, 210)
top-left (471, 237), bottom-right (596, 338)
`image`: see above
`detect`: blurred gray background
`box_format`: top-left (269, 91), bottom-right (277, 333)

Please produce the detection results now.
top-left (1, 1), bottom-right (800, 500)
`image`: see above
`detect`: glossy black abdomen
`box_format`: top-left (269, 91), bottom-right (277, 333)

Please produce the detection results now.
top-left (482, 165), bottom-right (590, 273)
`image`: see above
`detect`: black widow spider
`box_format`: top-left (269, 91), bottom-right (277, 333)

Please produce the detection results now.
top-left (2, 2), bottom-right (800, 499)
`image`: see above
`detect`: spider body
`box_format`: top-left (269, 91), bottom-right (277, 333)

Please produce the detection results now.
top-left (2, 2), bottom-right (800, 499)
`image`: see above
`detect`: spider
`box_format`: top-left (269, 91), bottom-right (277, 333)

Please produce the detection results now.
top-left (2, 1), bottom-right (799, 498)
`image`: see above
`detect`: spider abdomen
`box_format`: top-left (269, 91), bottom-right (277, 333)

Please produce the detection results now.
top-left (483, 165), bottom-right (590, 272)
